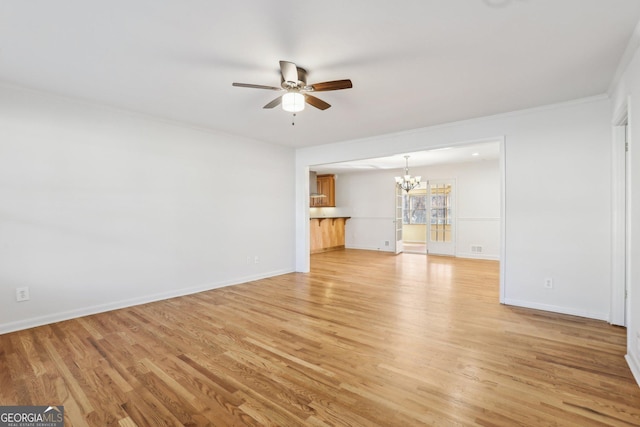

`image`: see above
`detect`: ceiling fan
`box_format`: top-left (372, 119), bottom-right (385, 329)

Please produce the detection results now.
top-left (232, 60), bottom-right (353, 112)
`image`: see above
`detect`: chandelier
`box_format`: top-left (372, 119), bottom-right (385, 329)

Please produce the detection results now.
top-left (395, 155), bottom-right (421, 192)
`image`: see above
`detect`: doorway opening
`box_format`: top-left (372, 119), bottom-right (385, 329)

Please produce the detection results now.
top-left (401, 182), bottom-right (428, 254)
top-left (400, 180), bottom-right (456, 255)
top-left (302, 138), bottom-right (505, 303)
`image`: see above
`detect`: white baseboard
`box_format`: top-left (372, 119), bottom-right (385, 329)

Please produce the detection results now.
top-left (503, 298), bottom-right (608, 321)
top-left (627, 353), bottom-right (640, 388)
top-left (0, 268), bottom-right (293, 335)
top-left (346, 246), bottom-right (499, 259)
top-left (345, 244), bottom-right (395, 252)
top-left (456, 252), bottom-right (500, 261)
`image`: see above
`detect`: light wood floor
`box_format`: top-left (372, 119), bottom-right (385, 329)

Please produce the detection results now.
top-left (1, 250), bottom-right (639, 426)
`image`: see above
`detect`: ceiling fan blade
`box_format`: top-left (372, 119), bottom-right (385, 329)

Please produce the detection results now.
top-left (280, 61), bottom-right (298, 84)
top-left (305, 94), bottom-right (331, 110)
top-left (311, 79), bottom-right (353, 91)
top-left (263, 96), bottom-right (282, 109)
top-left (233, 82), bottom-right (282, 91)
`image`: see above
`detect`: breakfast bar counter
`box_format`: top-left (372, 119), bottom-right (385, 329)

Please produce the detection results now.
top-left (310, 217), bottom-right (350, 254)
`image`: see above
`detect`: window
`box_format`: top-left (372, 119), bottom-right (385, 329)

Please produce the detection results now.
top-left (403, 193), bottom-right (427, 224)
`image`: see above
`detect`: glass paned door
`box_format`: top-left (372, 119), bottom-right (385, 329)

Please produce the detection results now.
top-left (428, 180), bottom-right (455, 255)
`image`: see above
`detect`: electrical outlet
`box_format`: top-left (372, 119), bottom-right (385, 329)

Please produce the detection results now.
top-left (384, 241), bottom-right (390, 247)
top-left (16, 287), bottom-right (30, 302)
top-left (544, 278), bottom-right (553, 289)
top-left (254, 256), bottom-right (259, 264)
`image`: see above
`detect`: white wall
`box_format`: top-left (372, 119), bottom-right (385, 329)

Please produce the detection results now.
top-left (0, 84), bottom-right (296, 333)
top-left (610, 31), bottom-right (640, 384)
top-left (334, 171), bottom-right (395, 251)
top-left (296, 96), bottom-right (612, 321)
top-left (422, 160), bottom-right (501, 260)
top-left (333, 160), bottom-right (501, 259)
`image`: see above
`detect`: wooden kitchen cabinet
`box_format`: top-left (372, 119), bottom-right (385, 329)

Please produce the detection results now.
top-left (311, 174), bottom-right (335, 207)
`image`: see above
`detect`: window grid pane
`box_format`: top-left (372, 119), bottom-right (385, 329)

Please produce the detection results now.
top-left (403, 193), bottom-right (427, 225)
top-left (429, 184), bottom-right (452, 242)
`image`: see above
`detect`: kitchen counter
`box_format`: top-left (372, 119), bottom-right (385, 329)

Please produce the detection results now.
top-left (310, 217), bottom-right (350, 254)
top-left (310, 216), bottom-right (351, 220)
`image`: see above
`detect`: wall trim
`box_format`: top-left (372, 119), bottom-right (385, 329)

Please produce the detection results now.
top-left (626, 353), bottom-right (640, 388)
top-left (344, 245), bottom-right (498, 260)
top-left (345, 244), bottom-right (395, 253)
top-left (503, 298), bottom-right (608, 322)
top-left (499, 138), bottom-right (507, 305)
top-left (456, 253), bottom-right (500, 261)
top-left (608, 19), bottom-right (640, 96)
top-left (0, 268), bottom-right (294, 335)
top-left (458, 217), bottom-right (501, 221)
top-left (0, 82), bottom-right (278, 148)
top-left (303, 95), bottom-right (608, 164)
top-left (347, 216), bottom-right (395, 220)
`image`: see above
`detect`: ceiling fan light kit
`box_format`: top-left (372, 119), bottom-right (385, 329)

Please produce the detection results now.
top-left (232, 60), bottom-right (352, 113)
top-left (282, 92), bottom-right (305, 112)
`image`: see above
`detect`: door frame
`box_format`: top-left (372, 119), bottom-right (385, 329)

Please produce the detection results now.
top-left (611, 101), bottom-right (629, 326)
top-left (399, 182), bottom-right (428, 254)
top-left (395, 184), bottom-right (404, 254)
top-left (297, 137), bottom-right (506, 304)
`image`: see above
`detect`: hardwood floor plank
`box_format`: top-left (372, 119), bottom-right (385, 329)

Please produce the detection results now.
top-left (120, 388), bottom-right (185, 427)
top-left (117, 416), bottom-right (138, 427)
top-left (52, 376), bottom-right (91, 427)
top-left (1, 249), bottom-right (639, 426)
top-left (42, 338), bottom-right (95, 414)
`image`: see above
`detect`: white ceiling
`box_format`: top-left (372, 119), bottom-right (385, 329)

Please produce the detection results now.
top-left (312, 141), bottom-right (501, 174)
top-left (1, 1), bottom-right (639, 148)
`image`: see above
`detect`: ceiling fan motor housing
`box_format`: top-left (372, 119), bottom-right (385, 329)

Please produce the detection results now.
top-left (281, 67), bottom-right (307, 89)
